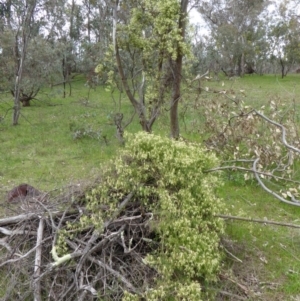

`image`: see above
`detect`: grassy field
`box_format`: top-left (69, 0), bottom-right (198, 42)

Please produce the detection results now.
top-left (1, 73), bottom-right (300, 300)
top-left (0, 78), bottom-right (140, 197)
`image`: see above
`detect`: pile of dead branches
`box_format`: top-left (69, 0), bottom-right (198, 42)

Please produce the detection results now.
top-left (0, 186), bottom-right (157, 301)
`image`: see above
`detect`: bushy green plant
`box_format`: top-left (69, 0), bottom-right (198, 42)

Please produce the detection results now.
top-left (83, 132), bottom-right (225, 300)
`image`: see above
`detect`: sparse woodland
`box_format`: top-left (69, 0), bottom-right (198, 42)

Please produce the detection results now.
top-left (1, 0), bottom-right (300, 300)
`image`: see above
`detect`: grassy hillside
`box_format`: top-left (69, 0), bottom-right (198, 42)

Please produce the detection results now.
top-left (1, 74), bottom-right (300, 300)
top-left (0, 78), bottom-right (139, 196)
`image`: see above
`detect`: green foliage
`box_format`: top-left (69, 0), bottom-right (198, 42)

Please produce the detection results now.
top-left (125, 0), bottom-right (189, 60)
top-left (96, 0), bottom-right (192, 133)
top-left (2, 72), bottom-right (300, 299)
top-left (0, 32), bottom-right (62, 94)
top-left (82, 132), bottom-right (225, 300)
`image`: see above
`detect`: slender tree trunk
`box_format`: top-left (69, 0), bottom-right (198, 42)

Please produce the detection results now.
top-left (241, 52), bottom-right (245, 77)
top-left (240, 36), bottom-right (245, 77)
top-left (112, 0), bottom-right (152, 132)
top-left (170, 0), bottom-right (188, 139)
top-left (87, 0), bottom-right (91, 43)
top-left (62, 55), bottom-right (68, 98)
top-left (12, 0), bottom-right (37, 125)
top-left (13, 51), bottom-right (22, 125)
top-left (70, 0), bottom-right (75, 39)
top-left (237, 57), bottom-right (242, 76)
top-left (280, 58), bottom-right (285, 78)
top-left (170, 59), bottom-right (181, 139)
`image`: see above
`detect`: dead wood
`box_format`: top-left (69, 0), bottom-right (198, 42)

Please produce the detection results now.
top-left (215, 214), bottom-right (300, 228)
top-left (33, 218), bottom-right (44, 301)
top-left (0, 212), bottom-right (37, 226)
top-left (0, 188), bottom-right (157, 301)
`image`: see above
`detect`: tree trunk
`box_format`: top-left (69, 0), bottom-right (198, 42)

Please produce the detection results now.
top-left (22, 99), bottom-right (31, 107)
top-left (62, 56), bottom-right (67, 98)
top-left (240, 36), bottom-right (245, 77)
top-left (13, 73), bottom-right (21, 125)
top-left (241, 52), bottom-right (245, 77)
top-left (237, 56), bottom-right (242, 76)
top-left (87, 0), bottom-right (91, 43)
top-left (280, 58), bottom-right (285, 78)
top-left (170, 0), bottom-right (188, 139)
top-left (113, 0), bottom-right (152, 133)
top-left (13, 34), bottom-right (22, 125)
top-left (12, 1), bottom-right (37, 125)
top-left (170, 59), bottom-right (181, 139)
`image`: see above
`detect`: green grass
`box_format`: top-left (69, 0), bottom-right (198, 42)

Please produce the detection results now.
top-left (187, 73), bottom-right (300, 300)
top-left (218, 181), bottom-right (300, 300)
top-left (0, 78), bottom-right (139, 197)
top-left (2, 74), bottom-right (300, 300)
top-left (199, 73), bottom-right (300, 106)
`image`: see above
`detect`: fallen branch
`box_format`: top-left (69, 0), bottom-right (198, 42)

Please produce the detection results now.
top-left (223, 247), bottom-right (243, 263)
top-left (0, 237), bottom-right (12, 252)
top-left (220, 273), bottom-right (249, 296)
top-left (33, 218), bottom-right (44, 301)
top-left (213, 289), bottom-right (246, 300)
top-left (88, 256), bottom-right (140, 294)
top-left (254, 109), bottom-right (300, 153)
top-left (0, 209), bottom-right (79, 227)
top-left (206, 164), bottom-right (300, 184)
top-left (216, 214), bottom-right (300, 228)
top-left (0, 226), bottom-right (36, 236)
top-left (1, 186), bottom-right (157, 300)
top-left (0, 236), bottom-right (52, 268)
top-left (0, 213), bottom-right (36, 226)
top-left (253, 158), bottom-right (300, 206)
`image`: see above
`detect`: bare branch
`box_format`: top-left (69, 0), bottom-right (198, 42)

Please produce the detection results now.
top-left (206, 164), bottom-right (300, 184)
top-left (216, 214), bottom-right (300, 228)
top-left (254, 109), bottom-right (300, 153)
top-left (223, 247), bottom-right (243, 263)
top-left (0, 226), bottom-right (36, 236)
top-left (0, 213), bottom-right (36, 226)
top-left (0, 236), bottom-right (51, 268)
top-left (33, 218), bottom-right (45, 301)
top-left (88, 256), bottom-right (140, 294)
top-left (253, 158), bottom-right (300, 206)
top-left (0, 237), bottom-right (12, 252)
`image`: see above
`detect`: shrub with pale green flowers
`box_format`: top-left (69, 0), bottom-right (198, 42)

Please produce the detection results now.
top-left (82, 132), bottom-right (224, 300)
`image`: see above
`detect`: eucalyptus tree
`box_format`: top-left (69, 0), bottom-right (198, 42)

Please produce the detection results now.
top-left (0, 0), bottom-right (66, 124)
top-left (78, 0), bottom-right (112, 78)
top-left (198, 0), bottom-right (269, 76)
top-left (12, 0), bottom-right (37, 125)
top-left (58, 0), bottom-right (111, 95)
top-left (80, 0), bottom-right (111, 44)
top-left (111, 0), bottom-right (190, 139)
top-left (267, 1), bottom-right (300, 77)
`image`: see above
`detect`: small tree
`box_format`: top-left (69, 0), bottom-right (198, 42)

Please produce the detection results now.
top-left (0, 32), bottom-right (64, 106)
top-left (198, 0), bottom-right (268, 76)
top-left (0, 0), bottom-right (65, 123)
top-left (12, 0), bottom-right (37, 125)
top-left (111, 0), bottom-right (190, 138)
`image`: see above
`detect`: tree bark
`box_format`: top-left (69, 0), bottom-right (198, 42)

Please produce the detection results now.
top-left (241, 53), bottom-right (245, 77)
top-left (280, 58), bottom-right (285, 78)
top-left (12, 0), bottom-right (37, 125)
top-left (170, 0), bottom-right (188, 139)
top-left (170, 59), bottom-right (181, 139)
top-left (112, 0), bottom-right (152, 132)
